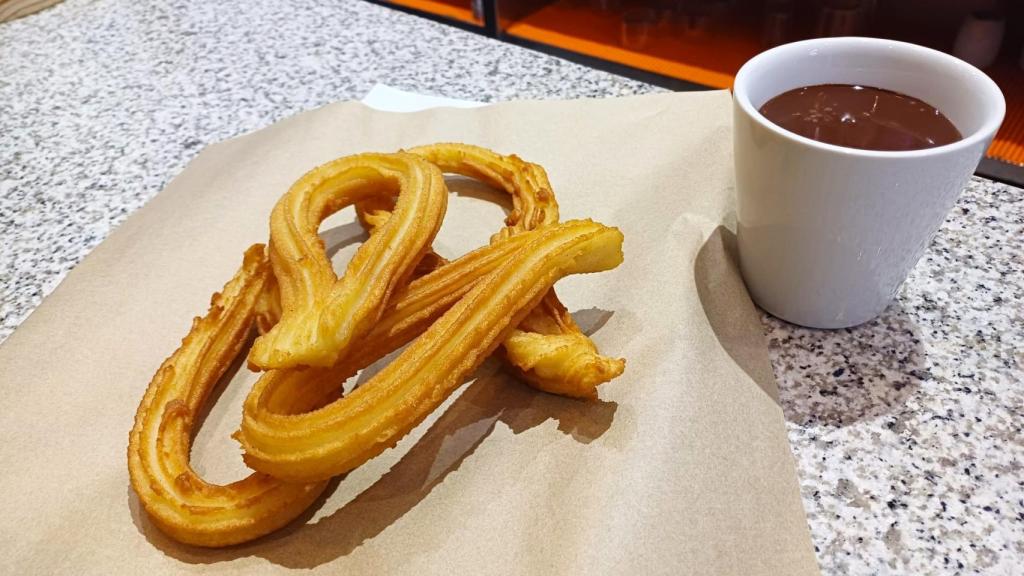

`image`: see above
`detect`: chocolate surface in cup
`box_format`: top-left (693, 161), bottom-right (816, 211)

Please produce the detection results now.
top-left (758, 84), bottom-right (962, 151)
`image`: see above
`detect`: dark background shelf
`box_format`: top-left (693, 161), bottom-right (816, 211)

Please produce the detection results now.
top-left (369, 0), bottom-right (1024, 186)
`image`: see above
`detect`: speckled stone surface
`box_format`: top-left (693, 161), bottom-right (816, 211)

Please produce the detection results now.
top-left (769, 175), bottom-right (1023, 574)
top-left (1, 1), bottom-right (1021, 573)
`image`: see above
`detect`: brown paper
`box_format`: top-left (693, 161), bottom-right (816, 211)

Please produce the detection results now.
top-left (0, 91), bottom-right (819, 575)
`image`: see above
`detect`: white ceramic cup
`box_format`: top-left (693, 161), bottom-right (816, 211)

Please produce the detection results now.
top-left (733, 37), bottom-right (1005, 328)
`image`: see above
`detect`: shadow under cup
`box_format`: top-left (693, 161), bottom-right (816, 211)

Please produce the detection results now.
top-left (732, 37), bottom-right (1005, 329)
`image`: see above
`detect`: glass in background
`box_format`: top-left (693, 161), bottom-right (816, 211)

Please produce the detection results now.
top-left (815, 0), bottom-right (866, 38)
top-left (953, 10), bottom-right (1006, 69)
top-left (762, 0), bottom-right (794, 48)
top-left (621, 8), bottom-right (658, 48)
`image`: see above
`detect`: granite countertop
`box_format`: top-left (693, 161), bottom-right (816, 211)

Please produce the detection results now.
top-left (1, 0), bottom-right (1021, 573)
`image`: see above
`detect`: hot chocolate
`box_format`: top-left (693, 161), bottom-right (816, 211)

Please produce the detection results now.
top-left (758, 84), bottom-right (961, 151)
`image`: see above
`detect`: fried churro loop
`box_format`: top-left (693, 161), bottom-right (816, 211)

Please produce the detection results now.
top-left (128, 146), bottom-right (626, 548)
top-left (127, 246), bottom-right (327, 547)
top-left (128, 235), bottom-right (527, 546)
top-left (238, 220), bottom-right (624, 482)
top-left (248, 153), bottom-right (447, 370)
top-left (360, 143), bottom-right (625, 398)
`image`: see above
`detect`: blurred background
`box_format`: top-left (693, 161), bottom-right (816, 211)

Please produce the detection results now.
top-left (360, 0), bottom-right (1022, 181)
top-left (3, 0), bottom-right (1021, 180)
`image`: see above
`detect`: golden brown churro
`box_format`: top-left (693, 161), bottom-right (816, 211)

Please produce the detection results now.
top-left (365, 143), bottom-right (625, 398)
top-left (127, 247), bottom-right (327, 547)
top-left (238, 220), bottom-right (623, 482)
top-left (127, 146), bottom-right (626, 547)
top-left (248, 153), bottom-right (447, 370)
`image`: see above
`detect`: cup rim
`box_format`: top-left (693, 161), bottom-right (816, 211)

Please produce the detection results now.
top-left (733, 37), bottom-right (1006, 159)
